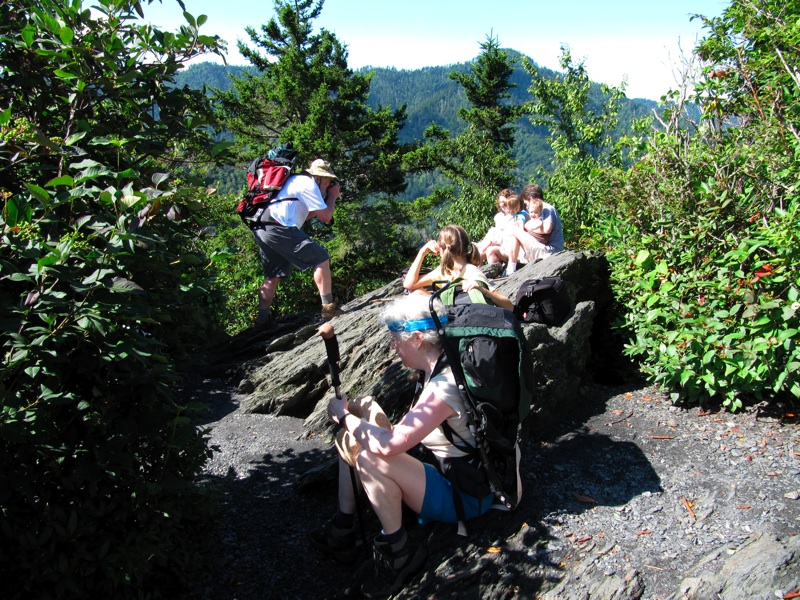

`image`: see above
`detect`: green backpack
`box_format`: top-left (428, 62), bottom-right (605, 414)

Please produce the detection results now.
top-left (428, 282), bottom-right (535, 521)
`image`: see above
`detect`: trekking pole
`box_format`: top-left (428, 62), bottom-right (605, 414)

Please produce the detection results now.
top-left (318, 323), bottom-right (369, 551)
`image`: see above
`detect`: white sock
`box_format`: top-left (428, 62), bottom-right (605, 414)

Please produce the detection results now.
top-left (506, 262), bottom-right (517, 274)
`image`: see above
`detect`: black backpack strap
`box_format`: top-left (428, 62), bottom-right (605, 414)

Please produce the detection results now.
top-left (429, 287), bottom-right (517, 509)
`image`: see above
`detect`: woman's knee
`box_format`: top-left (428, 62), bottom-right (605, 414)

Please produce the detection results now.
top-left (354, 448), bottom-right (385, 476)
top-left (353, 451), bottom-right (409, 482)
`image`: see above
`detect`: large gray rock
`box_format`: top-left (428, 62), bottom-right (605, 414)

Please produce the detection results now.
top-left (673, 533), bottom-right (800, 600)
top-left (495, 250), bottom-right (613, 437)
top-left (230, 250), bottom-right (613, 438)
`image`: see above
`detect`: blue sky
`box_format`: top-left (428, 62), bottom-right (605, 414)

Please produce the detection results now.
top-left (142, 0), bottom-right (729, 100)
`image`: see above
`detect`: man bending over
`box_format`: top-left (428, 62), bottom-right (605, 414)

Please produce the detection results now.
top-left (250, 158), bottom-right (342, 327)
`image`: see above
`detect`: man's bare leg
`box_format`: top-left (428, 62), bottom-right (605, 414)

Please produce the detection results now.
top-left (256, 277), bottom-right (280, 324)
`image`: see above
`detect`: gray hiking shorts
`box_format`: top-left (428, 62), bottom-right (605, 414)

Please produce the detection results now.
top-left (251, 223), bottom-right (329, 279)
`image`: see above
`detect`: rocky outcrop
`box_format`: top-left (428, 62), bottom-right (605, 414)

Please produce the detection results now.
top-left (493, 250), bottom-right (613, 438)
top-left (222, 249), bottom-right (613, 438)
top-left (194, 253), bottom-right (800, 600)
top-left (673, 533), bottom-right (800, 600)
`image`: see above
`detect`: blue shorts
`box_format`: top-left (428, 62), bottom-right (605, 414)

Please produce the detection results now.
top-left (419, 462), bottom-right (494, 524)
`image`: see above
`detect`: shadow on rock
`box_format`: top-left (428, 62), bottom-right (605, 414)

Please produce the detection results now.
top-left (531, 428), bottom-right (662, 516)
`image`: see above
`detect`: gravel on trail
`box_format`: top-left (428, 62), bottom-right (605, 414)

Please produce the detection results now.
top-left (181, 378), bottom-right (800, 600)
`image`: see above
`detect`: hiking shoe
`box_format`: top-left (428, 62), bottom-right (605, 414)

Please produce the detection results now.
top-left (321, 302), bottom-right (345, 320)
top-left (253, 317), bottom-right (272, 330)
top-left (309, 521), bottom-right (359, 564)
top-left (360, 536), bottom-right (426, 598)
top-left (253, 309), bottom-right (272, 329)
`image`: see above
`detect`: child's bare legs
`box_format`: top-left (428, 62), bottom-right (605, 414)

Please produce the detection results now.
top-left (485, 245), bottom-right (506, 264)
top-left (501, 235), bottom-right (521, 274)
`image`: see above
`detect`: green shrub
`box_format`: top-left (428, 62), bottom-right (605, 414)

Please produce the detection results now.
top-left (0, 160), bottom-right (218, 599)
top-left (611, 200), bottom-right (799, 411)
top-left (0, 1), bottom-right (226, 597)
top-left (577, 0), bottom-right (800, 411)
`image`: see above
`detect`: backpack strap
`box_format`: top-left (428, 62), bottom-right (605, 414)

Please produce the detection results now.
top-left (437, 277), bottom-right (490, 306)
top-left (429, 353), bottom-right (487, 536)
top-left (428, 286), bottom-right (515, 507)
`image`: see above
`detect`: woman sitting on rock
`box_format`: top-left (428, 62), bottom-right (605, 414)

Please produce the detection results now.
top-left (474, 188), bottom-right (517, 260)
top-left (311, 293), bottom-right (495, 598)
top-left (403, 224), bottom-right (513, 310)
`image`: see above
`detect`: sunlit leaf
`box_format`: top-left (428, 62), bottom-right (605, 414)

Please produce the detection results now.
top-left (25, 183), bottom-right (51, 205)
top-left (117, 194), bottom-right (141, 210)
top-left (64, 131), bottom-right (86, 146)
top-left (110, 277), bottom-right (145, 294)
top-left (21, 24), bottom-right (35, 47)
top-left (58, 26), bottom-right (74, 45)
top-left (152, 172), bottom-right (171, 187)
top-left (54, 69), bottom-right (77, 80)
top-left (70, 159), bottom-right (101, 169)
top-left (45, 175), bottom-right (74, 188)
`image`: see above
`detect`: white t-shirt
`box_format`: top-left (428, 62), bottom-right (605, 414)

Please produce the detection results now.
top-left (418, 366), bottom-right (474, 459)
top-left (493, 212), bottom-right (514, 230)
top-left (267, 174), bottom-right (327, 228)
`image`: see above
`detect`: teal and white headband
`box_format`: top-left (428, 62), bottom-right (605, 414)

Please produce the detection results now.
top-left (387, 315), bottom-right (448, 333)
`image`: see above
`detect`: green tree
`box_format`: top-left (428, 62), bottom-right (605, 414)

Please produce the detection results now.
top-left (214, 0), bottom-right (408, 202)
top-left (583, 0), bottom-right (800, 411)
top-left (406, 36), bottom-right (522, 239)
top-left (523, 46), bottom-right (633, 242)
top-left (0, 1), bottom-right (228, 597)
top-left (693, 0), bottom-right (799, 207)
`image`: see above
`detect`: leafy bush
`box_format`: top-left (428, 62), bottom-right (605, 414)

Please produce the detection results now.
top-left (0, 1), bottom-right (226, 597)
top-left (0, 150), bottom-right (220, 600)
top-left (576, 0), bottom-right (800, 411)
top-left (613, 201), bottom-right (799, 411)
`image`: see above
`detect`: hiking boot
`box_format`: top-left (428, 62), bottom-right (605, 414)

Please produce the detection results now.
top-left (309, 520), bottom-right (359, 564)
top-left (360, 535), bottom-right (426, 599)
top-left (253, 317), bottom-right (272, 330)
top-left (253, 309), bottom-right (272, 329)
top-left (320, 302), bottom-right (345, 321)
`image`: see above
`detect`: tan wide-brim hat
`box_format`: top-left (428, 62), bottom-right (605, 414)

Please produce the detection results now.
top-left (306, 158), bottom-right (338, 179)
top-left (334, 396), bottom-right (391, 467)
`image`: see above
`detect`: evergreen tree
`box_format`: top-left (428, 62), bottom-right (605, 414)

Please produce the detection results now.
top-left (405, 36), bottom-right (522, 238)
top-left (207, 0), bottom-right (417, 320)
top-left (214, 0), bottom-right (408, 202)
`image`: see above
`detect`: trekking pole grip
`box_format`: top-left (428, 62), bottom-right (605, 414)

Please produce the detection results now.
top-left (318, 323), bottom-right (342, 399)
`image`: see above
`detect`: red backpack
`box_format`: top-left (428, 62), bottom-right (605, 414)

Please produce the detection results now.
top-left (237, 145), bottom-right (298, 224)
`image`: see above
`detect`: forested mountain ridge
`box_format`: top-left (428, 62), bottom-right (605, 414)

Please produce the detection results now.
top-left (176, 51), bottom-right (658, 195)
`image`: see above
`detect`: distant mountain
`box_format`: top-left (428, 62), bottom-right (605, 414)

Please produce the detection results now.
top-left (176, 51), bottom-right (657, 197)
